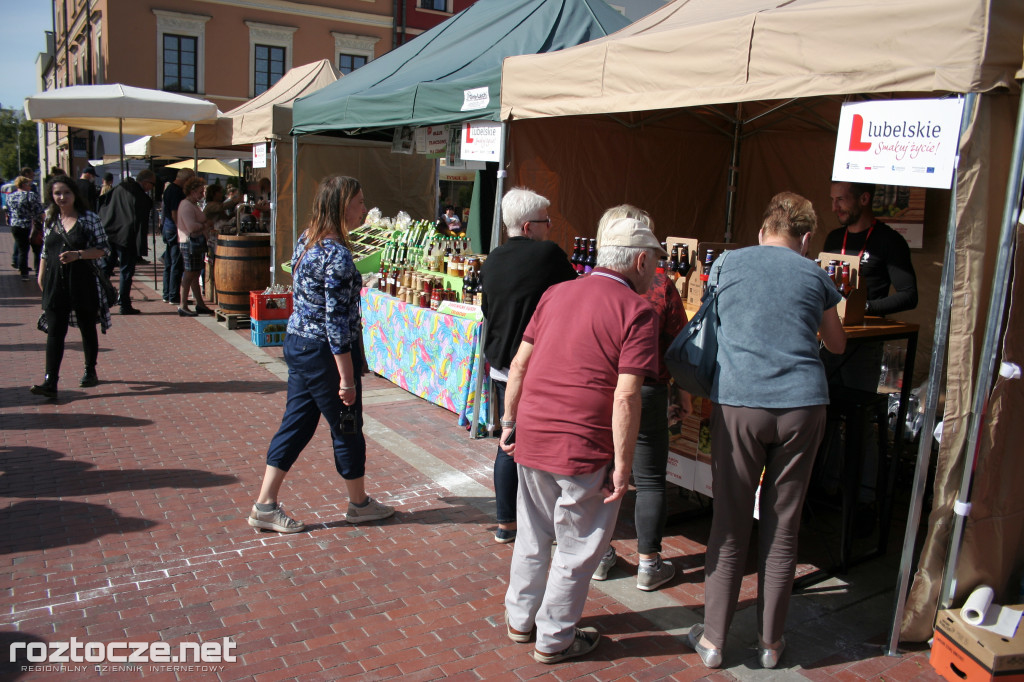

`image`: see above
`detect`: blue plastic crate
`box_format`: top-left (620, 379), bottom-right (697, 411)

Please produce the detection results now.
top-left (251, 319), bottom-right (287, 347)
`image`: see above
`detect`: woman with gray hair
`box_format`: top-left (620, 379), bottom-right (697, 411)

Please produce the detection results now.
top-left (687, 191), bottom-right (846, 669)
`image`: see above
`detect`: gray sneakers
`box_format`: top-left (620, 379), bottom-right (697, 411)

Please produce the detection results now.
top-left (591, 547), bottom-right (617, 581)
top-left (637, 555), bottom-right (676, 591)
top-left (532, 627), bottom-right (600, 664)
top-left (247, 504), bottom-right (305, 533)
top-left (345, 496), bottom-right (395, 524)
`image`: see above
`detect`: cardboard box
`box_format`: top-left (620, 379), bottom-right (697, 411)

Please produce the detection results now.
top-left (931, 607), bottom-right (1024, 682)
top-left (818, 251), bottom-right (866, 324)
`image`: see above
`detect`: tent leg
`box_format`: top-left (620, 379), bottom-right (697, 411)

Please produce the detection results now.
top-left (724, 104), bottom-right (741, 243)
top-left (469, 318), bottom-right (488, 439)
top-left (270, 138), bottom-right (277, 286)
top-left (884, 93), bottom-right (979, 655)
top-left (938, 89), bottom-right (1024, 612)
top-left (292, 134), bottom-right (299, 249)
top-left (118, 119), bottom-right (125, 180)
top-left (488, 123), bottom-right (509, 253)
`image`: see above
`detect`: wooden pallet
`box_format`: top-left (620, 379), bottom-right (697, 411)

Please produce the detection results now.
top-left (215, 309), bottom-right (250, 330)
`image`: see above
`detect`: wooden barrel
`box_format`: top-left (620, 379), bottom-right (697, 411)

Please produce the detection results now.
top-left (215, 233), bottom-right (271, 314)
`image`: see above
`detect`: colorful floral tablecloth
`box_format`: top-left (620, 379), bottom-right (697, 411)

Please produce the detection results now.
top-left (361, 287), bottom-right (489, 428)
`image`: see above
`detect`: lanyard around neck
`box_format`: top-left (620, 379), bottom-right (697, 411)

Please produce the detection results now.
top-left (840, 220), bottom-right (875, 258)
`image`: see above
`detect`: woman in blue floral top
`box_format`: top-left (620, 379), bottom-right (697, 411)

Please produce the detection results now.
top-left (30, 176), bottom-right (112, 399)
top-left (247, 176), bottom-right (395, 533)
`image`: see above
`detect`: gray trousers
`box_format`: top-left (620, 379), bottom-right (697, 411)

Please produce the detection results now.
top-left (703, 404), bottom-right (825, 648)
top-left (505, 464), bottom-right (621, 653)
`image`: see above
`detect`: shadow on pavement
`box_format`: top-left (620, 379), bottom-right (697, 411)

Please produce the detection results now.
top-left (0, 445), bottom-right (238, 500)
top-left (0, 413), bottom-right (152, 429)
top-left (0, 631), bottom-right (48, 679)
top-left (0, 499), bottom-right (159, 556)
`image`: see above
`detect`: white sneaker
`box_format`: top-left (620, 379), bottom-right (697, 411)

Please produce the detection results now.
top-left (346, 496), bottom-right (395, 524)
top-left (247, 504), bottom-right (305, 533)
top-left (592, 547), bottom-right (617, 581)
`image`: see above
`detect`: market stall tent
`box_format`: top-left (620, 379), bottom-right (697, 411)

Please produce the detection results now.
top-left (499, 0), bottom-right (1024, 646)
top-left (291, 0), bottom-right (630, 251)
top-left (195, 59), bottom-right (435, 282)
top-left (124, 132), bottom-right (237, 160)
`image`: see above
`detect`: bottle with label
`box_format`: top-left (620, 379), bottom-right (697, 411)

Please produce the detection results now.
top-left (570, 237), bottom-right (581, 273)
top-left (678, 243), bottom-right (691, 278)
top-left (839, 261), bottom-right (853, 297)
top-left (585, 238), bottom-right (597, 274)
top-left (700, 249), bottom-right (715, 297)
top-left (668, 245), bottom-right (680, 280)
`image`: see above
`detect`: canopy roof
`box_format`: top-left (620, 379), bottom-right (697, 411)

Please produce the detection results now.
top-left (291, 0), bottom-right (629, 135)
top-left (24, 84), bottom-right (218, 136)
top-left (500, 0), bottom-right (1024, 121)
top-left (124, 131), bottom-right (238, 160)
top-left (195, 60), bottom-right (340, 149)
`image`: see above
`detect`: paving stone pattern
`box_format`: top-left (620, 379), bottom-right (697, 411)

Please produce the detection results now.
top-left (0, 232), bottom-right (941, 681)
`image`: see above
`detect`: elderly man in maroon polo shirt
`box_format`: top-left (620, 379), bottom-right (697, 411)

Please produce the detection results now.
top-left (499, 217), bottom-right (666, 664)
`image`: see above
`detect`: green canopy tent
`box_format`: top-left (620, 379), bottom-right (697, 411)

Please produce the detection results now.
top-left (291, 0), bottom-right (630, 251)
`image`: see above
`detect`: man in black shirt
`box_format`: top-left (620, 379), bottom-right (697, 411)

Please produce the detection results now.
top-left (825, 181), bottom-right (917, 316)
top-left (101, 170), bottom-right (156, 314)
top-left (479, 188), bottom-right (576, 544)
top-left (76, 167), bottom-right (99, 213)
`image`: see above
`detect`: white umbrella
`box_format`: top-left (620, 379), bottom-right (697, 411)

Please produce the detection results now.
top-left (125, 132), bottom-right (239, 160)
top-left (24, 84), bottom-right (219, 176)
top-left (166, 158), bottom-right (243, 177)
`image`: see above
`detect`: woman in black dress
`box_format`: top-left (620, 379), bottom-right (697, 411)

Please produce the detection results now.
top-left (30, 175), bottom-right (112, 399)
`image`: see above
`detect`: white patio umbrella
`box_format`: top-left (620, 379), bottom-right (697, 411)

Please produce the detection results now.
top-left (24, 84), bottom-right (219, 177)
top-left (26, 84), bottom-right (219, 289)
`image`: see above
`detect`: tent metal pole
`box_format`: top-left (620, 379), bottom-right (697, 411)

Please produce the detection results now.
top-left (118, 118), bottom-right (125, 180)
top-left (150, 154), bottom-right (157, 289)
top-left (292, 134), bottom-right (299, 249)
top-left (938, 89), bottom-right (1024, 612)
top-left (270, 137), bottom-right (277, 286)
top-left (884, 92), bottom-right (978, 656)
top-left (471, 121), bottom-right (510, 439)
top-left (724, 103), bottom-right (741, 243)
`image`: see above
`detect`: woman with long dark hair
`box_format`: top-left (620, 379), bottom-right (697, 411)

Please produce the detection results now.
top-left (246, 176), bottom-right (394, 533)
top-left (30, 175), bottom-right (112, 399)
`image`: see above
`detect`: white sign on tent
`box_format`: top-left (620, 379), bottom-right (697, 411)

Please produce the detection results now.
top-left (460, 120), bottom-right (502, 162)
top-left (253, 142), bottom-right (267, 168)
top-left (832, 98), bottom-right (964, 190)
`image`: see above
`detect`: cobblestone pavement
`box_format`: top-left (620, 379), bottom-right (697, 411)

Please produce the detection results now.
top-left (0, 231), bottom-right (940, 681)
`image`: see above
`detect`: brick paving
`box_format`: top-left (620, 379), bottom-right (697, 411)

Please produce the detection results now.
top-left (0, 230), bottom-right (941, 681)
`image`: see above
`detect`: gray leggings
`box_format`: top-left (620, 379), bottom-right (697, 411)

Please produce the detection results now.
top-left (703, 403), bottom-right (825, 648)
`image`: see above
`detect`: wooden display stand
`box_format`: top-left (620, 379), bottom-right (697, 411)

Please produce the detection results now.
top-left (818, 251), bottom-right (866, 324)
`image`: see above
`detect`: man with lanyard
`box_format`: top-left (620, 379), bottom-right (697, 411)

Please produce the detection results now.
top-left (821, 181), bottom-right (918, 516)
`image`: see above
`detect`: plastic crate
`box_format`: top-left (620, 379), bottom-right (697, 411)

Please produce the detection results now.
top-left (250, 290), bottom-right (293, 321)
top-left (251, 319), bottom-right (288, 347)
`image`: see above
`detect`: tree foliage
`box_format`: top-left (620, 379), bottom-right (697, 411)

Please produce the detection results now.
top-left (0, 110), bottom-right (40, 181)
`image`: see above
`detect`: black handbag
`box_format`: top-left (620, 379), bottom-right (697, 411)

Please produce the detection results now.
top-left (665, 251), bottom-right (730, 399)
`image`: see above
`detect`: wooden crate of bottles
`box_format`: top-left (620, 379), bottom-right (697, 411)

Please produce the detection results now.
top-left (817, 251), bottom-right (866, 324)
top-left (686, 242), bottom-right (736, 306)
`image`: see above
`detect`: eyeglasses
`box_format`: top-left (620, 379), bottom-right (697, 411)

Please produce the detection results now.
top-left (527, 218), bottom-right (551, 225)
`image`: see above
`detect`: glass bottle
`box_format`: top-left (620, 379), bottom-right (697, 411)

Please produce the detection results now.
top-left (584, 238), bottom-right (597, 274)
top-left (839, 261), bottom-right (853, 297)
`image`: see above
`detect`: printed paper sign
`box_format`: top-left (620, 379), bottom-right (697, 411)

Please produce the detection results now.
top-left (252, 143), bottom-right (267, 169)
top-left (832, 98), bottom-right (963, 189)
top-left (460, 120), bottom-right (502, 162)
top-left (461, 86), bottom-right (490, 112)
top-left (424, 125), bottom-right (448, 156)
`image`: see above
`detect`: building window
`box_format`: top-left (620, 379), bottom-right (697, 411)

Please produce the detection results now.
top-left (254, 44), bottom-right (285, 95)
top-left (332, 32), bottom-right (378, 75)
top-left (419, 0), bottom-right (449, 10)
top-left (246, 22), bottom-right (296, 98)
top-left (163, 34), bottom-right (197, 92)
top-left (154, 10), bottom-right (209, 95)
top-left (338, 53), bottom-right (367, 75)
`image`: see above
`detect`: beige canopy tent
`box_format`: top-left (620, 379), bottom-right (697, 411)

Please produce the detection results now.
top-left (194, 59), bottom-right (435, 282)
top-left (499, 0), bottom-right (1024, 647)
top-left (124, 132), bottom-right (237, 160)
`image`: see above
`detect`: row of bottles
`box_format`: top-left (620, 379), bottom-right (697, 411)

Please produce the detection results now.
top-left (656, 243), bottom-right (692, 281)
top-left (423, 236), bottom-right (473, 274)
top-left (570, 237), bottom-right (597, 275)
top-left (377, 263), bottom-right (462, 309)
top-left (821, 259), bottom-right (855, 297)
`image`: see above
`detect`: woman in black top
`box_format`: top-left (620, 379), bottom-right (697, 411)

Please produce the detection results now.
top-left (30, 176), bottom-right (111, 399)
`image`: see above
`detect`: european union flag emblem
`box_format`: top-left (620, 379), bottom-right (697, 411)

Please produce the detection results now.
top-left (926, 167), bottom-right (935, 173)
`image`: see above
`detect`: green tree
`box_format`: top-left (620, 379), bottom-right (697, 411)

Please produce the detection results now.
top-left (0, 109), bottom-right (40, 181)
